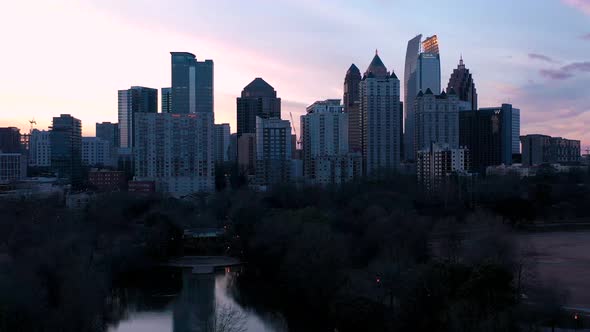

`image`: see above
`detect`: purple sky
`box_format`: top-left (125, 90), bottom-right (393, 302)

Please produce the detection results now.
top-left (0, 0), bottom-right (588, 149)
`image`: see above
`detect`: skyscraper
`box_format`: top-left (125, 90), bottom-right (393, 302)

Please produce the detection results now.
top-left (134, 112), bottom-right (215, 196)
top-left (447, 56), bottom-right (478, 110)
top-left (96, 122), bottom-right (119, 149)
top-left (50, 114), bottom-right (82, 185)
top-left (214, 123), bottom-right (231, 163)
top-left (343, 64), bottom-right (362, 153)
top-left (161, 87), bottom-right (172, 113)
top-left (479, 104), bottom-right (520, 164)
top-left (0, 127), bottom-right (21, 153)
top-left (360, 52), bottom-right (402, 176)
top-left (414, 89), bottom-right (460, 155)
top-left (404, 34), bottom-right (441, 161)
top-left (236, 78), bottom-right (281, 137)
top-left (82, 137), bottom-right (116, 167)
top-left (255, 117), bottom-right (292, 186)
top-left (29, 129), bottom-right (51, 167)
top-left (170, 52), bottom-right (214, 114)
top-left (118, 86), bottom-right (157, 151)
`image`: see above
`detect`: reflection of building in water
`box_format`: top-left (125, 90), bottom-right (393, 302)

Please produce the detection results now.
top-left (173, 269), bottom-right (215, 332)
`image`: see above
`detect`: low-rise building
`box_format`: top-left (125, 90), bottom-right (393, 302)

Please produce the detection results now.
top-left (88, 169), bottom-right (127, 192)
top-left (128, 180), bottom-right (156, 195)
top-left (521, 134), bottom-right (581, 166)
top-left (0, 153), bottom-right (27, 183)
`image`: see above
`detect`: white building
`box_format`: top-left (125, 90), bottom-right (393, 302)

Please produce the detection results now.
top-left (255, 117), bottom-right (292, 186)
top-left (134, 112), bottom-right (215, 196)
top-left (360, 52), bottom-right (402, 176)
top-left (417, 142), bottom-right (470, 190)
top-left (414, 89), bottom-right (460, 156)
top-left (29, 129), bottom-right (51, 167)
top-left (0, 153), bottom-right (27, 182)
top-left (301, 99), bottom-right (361, 185)
top-left (82, 137), bottom-right (116, 167)
top-left (214, 123), bottom-right (231, 163)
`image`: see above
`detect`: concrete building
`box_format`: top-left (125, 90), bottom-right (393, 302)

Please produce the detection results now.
top-left (0, 153), bottom-right (27, 182)
top-left (214, 123), bottom-right (231, 163)
top-left (414, 89), bottom-right (460, 156)
top-left (343, 64), bottom-right (362, 153)
top-left (301, 99), bottom-right (360, 185)
top-left (0, 127), bottom-right (21, 153)
top-left (170, 52), bottom-right (214, 114)
top-left (238, 133), bottom-right (256, 175)
top-left (236, 78), bottom-right (281, 137)
top-left (255, 117), bottom-right (292, 186)
top-left (88, 169), bottom-right (127, 191)
top-left (521, 134), bottom-right (581, 166)
top-left (50, 114), bottom-right (82, 185)
top-left (118, 86), bottom-right (158, 152)
top-left (161, 87), bottom-right (172, 113)
top-left (360, 52), bottom-right (402, 176)
top-left (134, 112), bottom-right (215, 196)
top-left (417, 143), bottom-right (470, 191)
top-left (228, 133), bottom-right (238, 163)
top-left (82, 137), bottom-right (116, 167)
top-left (29, 129), bottom-right (51, 167)
top-left (447, 56), bottom-right (478, 110)
top-left (96, 122), bottom-right (119, 149)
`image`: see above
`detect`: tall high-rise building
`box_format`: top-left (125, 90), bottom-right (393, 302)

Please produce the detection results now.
top-left (360, 52), bottom-right (402, 176)
top-left (404, 34), bottom-right (441, 161)
top-left (82, 137), bottom-right (116, 167)
top-left (214, 123), bottom-right (231, 163)
top-left (96, 122), bottom-right (119, 149)
top-left (343, 64), bottom-right (362, 152)
top-left (50, 114), bottom-right (82, 185)
top-left (521, 135), bottom-right (580, 167)
top-left (0, 127), bottom-right (21, 153)
top-left (255, 117), bottom-right (292, 186)
top-left (414, 89), bottom-right (460, 155)
top-left (170, 52), bottom-right (214, 114)
top-left (118, 86), bottom-right (158, 152)
top-left (447, 56), bottom-right (478, 110)
top-left (161, 87), bottom-right (172, 113)
top-left (459, 104), bottom-right (520, 172)
top-left (29, 129), bottom-right (51, 167)
top-left (301, 99), bottom-right (361, 185)
top-left (134, 112), bottom-right (215, 196)
top-left (236, 78), bottom-right (281, 137)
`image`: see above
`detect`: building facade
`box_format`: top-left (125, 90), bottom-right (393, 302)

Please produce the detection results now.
top-left (237, 133), bottom-right (256, 175)
top-left (96, 122), bottom-right (119, 149)
top-left (134, 113), bottom-right (215, 196)
top-left (343, 64), bottom-right (362, 153)
top-left (447, 57), bottom-right (478, 110)
top-left (521, 134), bottom-right (581, 166)
top-left (255, 117), bottom-right (292, 186)
top-left (236, 78), bottom-right (281, 137)
top-left (29, 129), bottom-right (51, 167)
top-left (479, 104), bottom-right (520, 162)
top-left (118, 86), bottom-right (158, 151)
top-left (414, 89), bottom-right (460, 156)
top-left (161, 87), bottom-right (172, 113)
top-left (82, 137), bottom-right (116, 167)
top-left (214, 123), bottom-right (231, 163)
top-left (0, 153), bottom-right (27, 182)
top-left (360, 52), bottom-right (402, 176)
top-left (50, 114), bottom-right (82, 184)
top-left (171, 52), bottom-right (213, 114)
top-left (88, 169), bottom-right (127, 191)
top-left (417, 143), bottom-right (470, 191)
top-left (0, 127), bottom-right (21, 153)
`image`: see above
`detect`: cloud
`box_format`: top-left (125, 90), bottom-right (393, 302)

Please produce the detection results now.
top-left (528, 53), bottom-right (557, 63)
top-left (562, 0), bottom-right (590, 15)
top-left (581, 33), bottom-right (590, 40)
top-left (540, 61), bottom-right (590, 80)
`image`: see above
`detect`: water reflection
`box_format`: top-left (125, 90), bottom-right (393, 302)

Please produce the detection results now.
top-left (109, 268), bottom-right (286, 332)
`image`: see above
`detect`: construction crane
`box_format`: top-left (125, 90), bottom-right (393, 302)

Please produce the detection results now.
top-left (289, 112), bottom-right (302, 149)
top-left (29, 119), bottom-right (37, 134)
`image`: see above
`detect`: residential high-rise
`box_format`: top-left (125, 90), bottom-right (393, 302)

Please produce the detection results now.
top-left (161, 87), bottom-right (172, 113)
top-left (343, 64), bottom-right (362, 152)
top-left (236, 78), bottom-right (281, 137)
top-left (447, 56), bottom-right (478, 110)
top-left (50, 114), bottom-right (82, 185)
top-left (360, 52), bottom-right (402, 176)
top-left (82, 137), bottom-right (116, 167)
top-left (414, 89), bottom-right (460, 157)
top-left (170, 52), bottom-right (213, 114)
top-left (96, 122), bottom-right (119, 149)
top-left (118, 86), bottom-right (157, 151)
top-left (404, 34), bottom-right (442, 161)
top-left (459, 104), bottom-right (520, 172)
top-left (301, 100), bottom-right (361, 185)
top-left (134, 112), bottom-right (215, 196)
top-left (521, 135), bottom-right (581, 167)
top-left (255, 117), bottom-right (292, 186)
top-left (214, 123), bottom-right (231, 163)
top-left (0, 153), bottom-right (27, 182)
top-left (417, 142), bottom-right (470, 191)
top-left (29, 129), bottom-right (51, 167)
top-left (0, 127), bottom-right (21, 153)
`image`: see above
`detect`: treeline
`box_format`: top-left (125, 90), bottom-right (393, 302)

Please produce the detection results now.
top-left (0, 169), bottom-right (588, 331)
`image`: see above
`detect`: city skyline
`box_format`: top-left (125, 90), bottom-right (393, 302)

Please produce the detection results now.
top-left (0, 0), bottom-right (589, 148)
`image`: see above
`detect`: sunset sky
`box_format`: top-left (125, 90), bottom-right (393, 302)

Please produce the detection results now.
top-left (0, 0), bottom-right (588, 148)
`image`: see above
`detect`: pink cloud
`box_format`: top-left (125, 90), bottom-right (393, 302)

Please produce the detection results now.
top-left (562, 0), bottom-right (590, 15)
